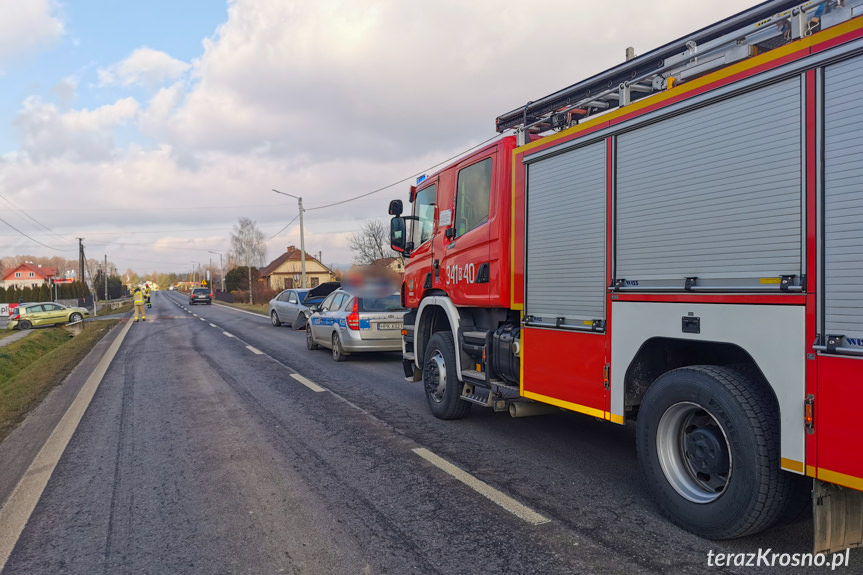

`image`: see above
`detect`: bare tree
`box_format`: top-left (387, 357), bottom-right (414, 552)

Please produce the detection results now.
top-left (229, 217), bottom-right (267, 304)
top-left (349, 219), bottom-right (401, 265)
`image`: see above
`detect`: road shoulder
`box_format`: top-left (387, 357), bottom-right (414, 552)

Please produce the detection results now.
top-left (0, 320), bottom-right (129, 508)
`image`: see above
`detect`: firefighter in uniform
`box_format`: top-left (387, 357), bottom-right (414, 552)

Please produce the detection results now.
top-left (133, 285), bottom-right (146, 322)
top-left (144, 284), bottom-right (152, 308)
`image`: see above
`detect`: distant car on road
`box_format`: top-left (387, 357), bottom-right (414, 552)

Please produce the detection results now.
top-left (6, 302), bottom-right (89, 330)
top-left (189, 288), bottom-right (212, 305)
top-left (292, 282), bottom-right (341, 330)
top-left (268, 288), bottom-right (309, 329)
top-left (305, 288), bottom-right (406, 361)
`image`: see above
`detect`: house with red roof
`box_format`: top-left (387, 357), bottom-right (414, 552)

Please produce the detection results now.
top-left (2, 262), bottom-right (58, 289)
top-left (258, 246), bottom-right (336, 290)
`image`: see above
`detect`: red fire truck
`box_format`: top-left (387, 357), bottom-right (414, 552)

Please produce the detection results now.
top-left (388, 0), bottom-right (863, 552)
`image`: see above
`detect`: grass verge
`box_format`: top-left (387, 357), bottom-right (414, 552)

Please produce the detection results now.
top-left (217, 301), bottom-right (268, 315)
top-left (0, 320), bottom-right (118, 442)
top-left (96, 301), bottom-right (133, 316)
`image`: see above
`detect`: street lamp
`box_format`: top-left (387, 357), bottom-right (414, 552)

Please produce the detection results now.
top-left (272, 188), bottom-right (306, 289)
top-left (209, 251), bottom-right (225, 291)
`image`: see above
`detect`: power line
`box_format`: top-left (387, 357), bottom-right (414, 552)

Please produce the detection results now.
top-left (0, 192), bottom-right (70, 242)
top-left (0, 214), bottom-right (67, 251)
top-left (304, 133), bottom-right (503, 212)
top-left (267, 213), bottom-right (299, 241)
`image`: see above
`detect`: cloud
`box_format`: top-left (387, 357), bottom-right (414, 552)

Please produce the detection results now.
top-left (98, 47), bottom-right (191, 89)
top-left (52, 76), bottom-right (78, 106)
top-left (0, 0), bottom-right (64, 71)
top-left (1, 0), bottom-right (761, 271)
top-left (15, 96), bottom-right (140, 161)
top-left (160, 0), bottom-right (758, 163)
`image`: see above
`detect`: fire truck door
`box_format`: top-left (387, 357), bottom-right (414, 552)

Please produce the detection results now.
top-left (441, 155), bottom-right (494, 306)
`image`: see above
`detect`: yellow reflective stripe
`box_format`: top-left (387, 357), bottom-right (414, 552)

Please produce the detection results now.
top-left (818, 467), bottom-right (863, 491)
top-left (781, 457), bottom-right (805, 473)
top-left (522, 390), bottom-right (608, 420)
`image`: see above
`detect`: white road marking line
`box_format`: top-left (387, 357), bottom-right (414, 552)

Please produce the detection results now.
top-left (0, 319), bottom-right (134, 570)
top-left (246, 345), bottom-right (263, 355)
top-left (200, 318), bottom-right (206, 322)
top-left (411, 448), bottom-right (550, 526)
top-left (290, 373), bottom-right (326, 393)
top-left (223, 332), bottom-right (234, 338)
top-left (209, 323), bottom-right (217, 328)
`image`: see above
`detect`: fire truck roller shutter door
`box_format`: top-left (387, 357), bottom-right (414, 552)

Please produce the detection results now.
top-left (823, 56), bottom-right (863, 347)
top-left (524, 140), bottom-right (606, 328)
top-left (616, 77), bottom-right (802, 290)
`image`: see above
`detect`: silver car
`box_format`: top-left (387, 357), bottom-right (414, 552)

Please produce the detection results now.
top-left (305, 289), bottom-right (406, 361)
top-left (268, 288), bottom-right (309, 329)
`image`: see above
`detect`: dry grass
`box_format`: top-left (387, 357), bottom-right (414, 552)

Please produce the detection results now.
top-left (217, 301), bottom-right (268, 316)
top-left (0, 320), bottom-right (118, 442)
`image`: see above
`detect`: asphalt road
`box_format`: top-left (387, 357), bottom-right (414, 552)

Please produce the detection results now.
top-left (1, 291), bottom-right (860, 574)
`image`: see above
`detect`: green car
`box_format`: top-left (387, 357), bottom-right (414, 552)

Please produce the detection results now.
top-left (6, 302), bottom-right (89, 330)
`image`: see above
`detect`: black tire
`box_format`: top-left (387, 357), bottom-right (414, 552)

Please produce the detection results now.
top-left (636, 365), bottom-right (792, 539)
top-left (332, 333), bottom-right (347, 362)
top-left (69, 312), bottom-right (82, 323)
top-left (19, 320), bottom-right (32, 330)
top-left (271, 311), bottom-right (281, 327)
top-left (724, 363), bottom-right (812, 526)
top-left (306, 326), bottom-right (318, 350)
top-left (422, 331), bottom-right (471, 420)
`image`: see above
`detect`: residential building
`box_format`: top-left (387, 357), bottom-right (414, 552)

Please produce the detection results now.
top-left (2, 262), bottom-right (58, 289)
top-left (258, 246), bottom-right (335, 290)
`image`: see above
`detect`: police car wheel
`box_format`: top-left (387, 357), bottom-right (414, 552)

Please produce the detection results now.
top-left (306, 326), bottom-right (318, 350)
top-left (332, 333), bottom-right (347, 362)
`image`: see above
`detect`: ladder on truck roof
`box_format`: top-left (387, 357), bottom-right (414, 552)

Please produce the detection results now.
top-left (496, 0), bottom-right (863, 136)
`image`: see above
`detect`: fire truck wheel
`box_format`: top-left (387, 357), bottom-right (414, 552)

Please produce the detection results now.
top-left (422, 331), bottom-right (471, 420)
top-left (636, 365), bottom-right (791, 539)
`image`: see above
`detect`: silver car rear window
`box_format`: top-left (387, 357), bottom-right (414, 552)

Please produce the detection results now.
top-left (357, 294), bottom-right (403, 312)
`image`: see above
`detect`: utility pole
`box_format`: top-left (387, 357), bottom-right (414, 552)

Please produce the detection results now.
top-left (272, 189), bottom-right (306, 288)
top-left (209, 251), bottom-right (224, 291)
top-left (77, 238), bottom-right (85, 283)
top-left (104, 254), bottom-right (108, 302)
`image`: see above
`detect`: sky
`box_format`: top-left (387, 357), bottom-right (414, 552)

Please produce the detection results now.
top-left (0, 0), bottom-right (758, 276)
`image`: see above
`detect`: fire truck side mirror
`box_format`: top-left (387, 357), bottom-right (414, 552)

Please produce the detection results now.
top-left (390, 217), bottom-right (407, 254)
top-left (388, 199), bottom-right (403, 216)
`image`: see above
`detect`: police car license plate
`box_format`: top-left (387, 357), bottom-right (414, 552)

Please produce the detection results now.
top-left (377, 322), bottom-right (400, 330)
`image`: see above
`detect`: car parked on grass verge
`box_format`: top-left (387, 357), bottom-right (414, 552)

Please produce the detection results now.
top-left (6, 302), bottom-right (89, 330)
top-left (268, 288), bottom-right (309, 329)
top-left (189, 288), bottom-right (212, 305)
top-left (290, 282), bottom-right (341, 330)
top-left (305, 288), bottom-right (406, 361)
